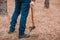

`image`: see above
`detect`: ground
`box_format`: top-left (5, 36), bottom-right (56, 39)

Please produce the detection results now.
top-left (0, 0), bottom-right (60, 40)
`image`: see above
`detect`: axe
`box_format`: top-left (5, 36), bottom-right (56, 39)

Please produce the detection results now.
top-left (29, 5), bottom-right (35, 32)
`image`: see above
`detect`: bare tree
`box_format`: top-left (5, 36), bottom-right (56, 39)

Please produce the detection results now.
top-left (44, 0), bottom-right (49, 8)
top-left (0, 0), bottom-right (7, 15)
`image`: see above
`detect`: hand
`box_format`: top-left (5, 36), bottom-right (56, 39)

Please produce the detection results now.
top-left (30, 1), bottom-right (35, 8)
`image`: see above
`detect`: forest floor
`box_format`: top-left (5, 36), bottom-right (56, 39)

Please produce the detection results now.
top-left (0, 0), bottom-right (60, 40)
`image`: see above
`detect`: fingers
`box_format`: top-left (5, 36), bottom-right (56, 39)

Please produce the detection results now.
top-left (30, 1), bottom-right (34, 8)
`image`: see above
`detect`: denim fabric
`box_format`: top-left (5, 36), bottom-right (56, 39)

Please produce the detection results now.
top-left (9, 0), bottom-right (31, 35)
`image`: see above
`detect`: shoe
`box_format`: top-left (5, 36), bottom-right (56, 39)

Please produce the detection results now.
top-left (18, 34), bottom-right (30, 39)
top-left (8, 31), bottom-right (14, 34)
top-left (8, 29), bottom-right (15, 34)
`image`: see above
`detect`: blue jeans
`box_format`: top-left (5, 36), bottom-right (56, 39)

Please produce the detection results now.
top-left (9, 0), bottom-right (31, 35)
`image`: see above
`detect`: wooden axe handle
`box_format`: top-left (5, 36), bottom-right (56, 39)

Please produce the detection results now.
top-left (29, 6), bottom-right (35, 32)
top-left (31, 7), bottom-right (35, 26)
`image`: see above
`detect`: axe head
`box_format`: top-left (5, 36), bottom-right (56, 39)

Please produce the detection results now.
top-left (29, 26), bottom-right (35, 32)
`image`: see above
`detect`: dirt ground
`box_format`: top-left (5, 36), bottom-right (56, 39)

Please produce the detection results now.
top-left (0, 0), bottom-right (60, 40)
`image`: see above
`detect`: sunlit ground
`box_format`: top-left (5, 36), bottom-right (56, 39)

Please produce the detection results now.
top-left (0, 0), bottom-right (60, 40)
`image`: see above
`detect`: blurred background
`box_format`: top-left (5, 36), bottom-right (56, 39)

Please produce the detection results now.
top-left (0, 0), bottom-right (60, 40)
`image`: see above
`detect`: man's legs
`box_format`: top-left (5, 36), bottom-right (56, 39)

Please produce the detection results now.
top-left (19, 1), bottom-right (30, 36)
top-left (9, 0), bottom-right (21, 32)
